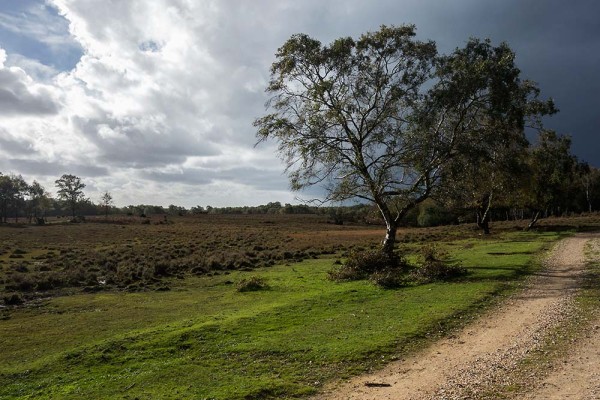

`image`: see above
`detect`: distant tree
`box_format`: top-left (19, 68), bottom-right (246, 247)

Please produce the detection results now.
top-left (190, 205), bottom-right (206, 214)
top-left (27, 180), bottom-right (51, 223)
top-left (0, 173), bottom-right (29, 223)
top-left (255, 25), bottom-right (554, 253)
top-left (525, 131), bottom-right (577, 229)
top-left (579, 164), bottom-right (600, 213)
top-left (100, 191), bottom-right (114, 218)
top-left (0, 173), bottom-right (13, 223)
top-left (55, 174), bottom-right (86, 218)
top-left (167, 204), bottom-right (187, 216)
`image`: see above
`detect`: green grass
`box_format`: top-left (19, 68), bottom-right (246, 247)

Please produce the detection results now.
top-left (0, 231), bottom-right (561, 399)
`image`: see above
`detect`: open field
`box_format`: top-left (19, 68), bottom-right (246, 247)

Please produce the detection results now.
top-left (1, 214), bottom-right (599, 399)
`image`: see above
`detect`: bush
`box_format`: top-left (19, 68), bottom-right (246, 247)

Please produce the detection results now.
top-left (411, 244), bottom-right (467, 282)
top-left (3, 293), bottom-right (24, 305)
top-left (328, 249), bottom-right (407, 283)
top-left (236, 276), bottom-right (269, 292)
top-left (369, 268), bottom-right (408, 288)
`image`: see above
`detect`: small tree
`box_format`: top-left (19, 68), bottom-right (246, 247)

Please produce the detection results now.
top-left (100, 191), bottom-right (114, 219)
top-left (55, 174), bottom-right (86, 218)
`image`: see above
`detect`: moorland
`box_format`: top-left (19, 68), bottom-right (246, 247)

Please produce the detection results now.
top-left (1, 213), bottom-right (599, 399)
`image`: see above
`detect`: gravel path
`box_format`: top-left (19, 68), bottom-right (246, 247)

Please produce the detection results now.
top-left (314, 233), bottom-right (600, 400)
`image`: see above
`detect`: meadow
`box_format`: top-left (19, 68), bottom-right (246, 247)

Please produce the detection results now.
top-left (0, 214), bottom-right (596, 399)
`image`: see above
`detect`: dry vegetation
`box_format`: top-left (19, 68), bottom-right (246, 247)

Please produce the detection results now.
top-left (2, 213), bottom-right (600, 307)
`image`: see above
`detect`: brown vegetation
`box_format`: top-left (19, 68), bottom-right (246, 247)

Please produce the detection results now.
top-left (2, 213), bottom-right (600, 306)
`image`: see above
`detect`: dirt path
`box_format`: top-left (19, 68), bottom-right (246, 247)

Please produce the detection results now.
top-left (314, 233), bottom-right (600, 400)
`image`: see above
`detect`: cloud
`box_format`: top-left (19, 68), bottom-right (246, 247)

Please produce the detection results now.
top-left (0, 49), bottom-right (61, 115)
top-left (0, 2), bottom-right (79, 52)
top-left (7, 158), bottom-right (108, 177)
top-left (0, 0), bottom-right (597, 208)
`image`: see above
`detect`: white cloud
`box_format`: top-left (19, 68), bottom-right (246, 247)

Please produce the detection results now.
top-left (0, 48), bottom-right (62, 116)
top-left (0, 0), bottom-right (597, 208)
top-left (5, 53), bottom-right (59, 81)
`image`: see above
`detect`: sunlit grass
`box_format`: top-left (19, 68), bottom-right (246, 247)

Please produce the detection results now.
top-left (0, 231), bottom-right (561, 399)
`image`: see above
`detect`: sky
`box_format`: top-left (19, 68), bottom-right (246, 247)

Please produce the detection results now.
top-left (0, 0), bottom-right (598, 208)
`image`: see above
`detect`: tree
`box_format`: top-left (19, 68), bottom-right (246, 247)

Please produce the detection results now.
top-left (0, 173), bottom-right (29, 223)
top-left (0, 173), bottom-right (13, 223)
top-left (27, 180), bottom-right (51, 224)
top-left (579, 163), bottom-right (600, 213)
top-left (100, 191), bottom-right (114, 218)
top-left (525, 131), bottom-right (577, 229)
top-left (255, 25), bottom-right (554, 253)
top-left (433, 38), bottom-right (556, 233)
top-left (55, 174), bottom-right (86, 218)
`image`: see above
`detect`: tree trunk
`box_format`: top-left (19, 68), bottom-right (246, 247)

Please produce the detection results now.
top-left (476, 192), bottom-right (493, 234)
top-left (476, 211), bottom-right (490, 234)
top-left (525, 210), bottom-right (540, 231)
top-left (382, 222), bottom-right (397, 256)
top-left (375, 199), bottom-right (399, 258)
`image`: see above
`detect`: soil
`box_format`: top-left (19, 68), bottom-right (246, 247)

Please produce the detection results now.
top-left (314, 232), bottom-right (600, 400)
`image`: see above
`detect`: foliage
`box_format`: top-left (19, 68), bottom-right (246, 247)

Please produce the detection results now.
top-left (434, 39), bottom-right (556, 234)
top-left (55, 174), bottom-right (86, 218)
top-left (417, 199), bottom-right (457, 227)
top-left (0, 173), bottom-right (29, 223)
top-left (525, 130), bottom-right (579, 229)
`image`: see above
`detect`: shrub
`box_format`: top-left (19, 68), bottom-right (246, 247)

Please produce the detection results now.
top-left (236, 276), bottom-right (269, 292)
top-left (3, 293), bottom-right (24, 306)
top-left (369, 268), bottom-right (408, 288)
top-left (411, 244), bottom-right (467, 282)
top-left (328, 249), bottom-right (407, 282)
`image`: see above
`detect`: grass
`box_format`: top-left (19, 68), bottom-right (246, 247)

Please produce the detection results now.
top-left (0, 228), bottom-right (563, 399)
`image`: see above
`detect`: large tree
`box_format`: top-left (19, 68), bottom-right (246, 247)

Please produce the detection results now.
top-left (255, 25), bottom-right (554, 254)
top-left (55, 174), bottom-right (86, 218)
top-left (431, 38), bottom-right (556, 233)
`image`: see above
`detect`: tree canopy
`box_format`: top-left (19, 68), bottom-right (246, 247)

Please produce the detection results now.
top-left (55, 174), bottom-right (86, 218)
top-left (255, 25), bottom-right (555, 252)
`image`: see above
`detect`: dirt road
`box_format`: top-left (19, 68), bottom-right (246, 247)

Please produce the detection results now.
top-left (315, 233), bottom-right (600, 400)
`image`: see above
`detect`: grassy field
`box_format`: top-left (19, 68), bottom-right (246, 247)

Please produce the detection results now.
top-left (0, 214), bottom-right (574, 399)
